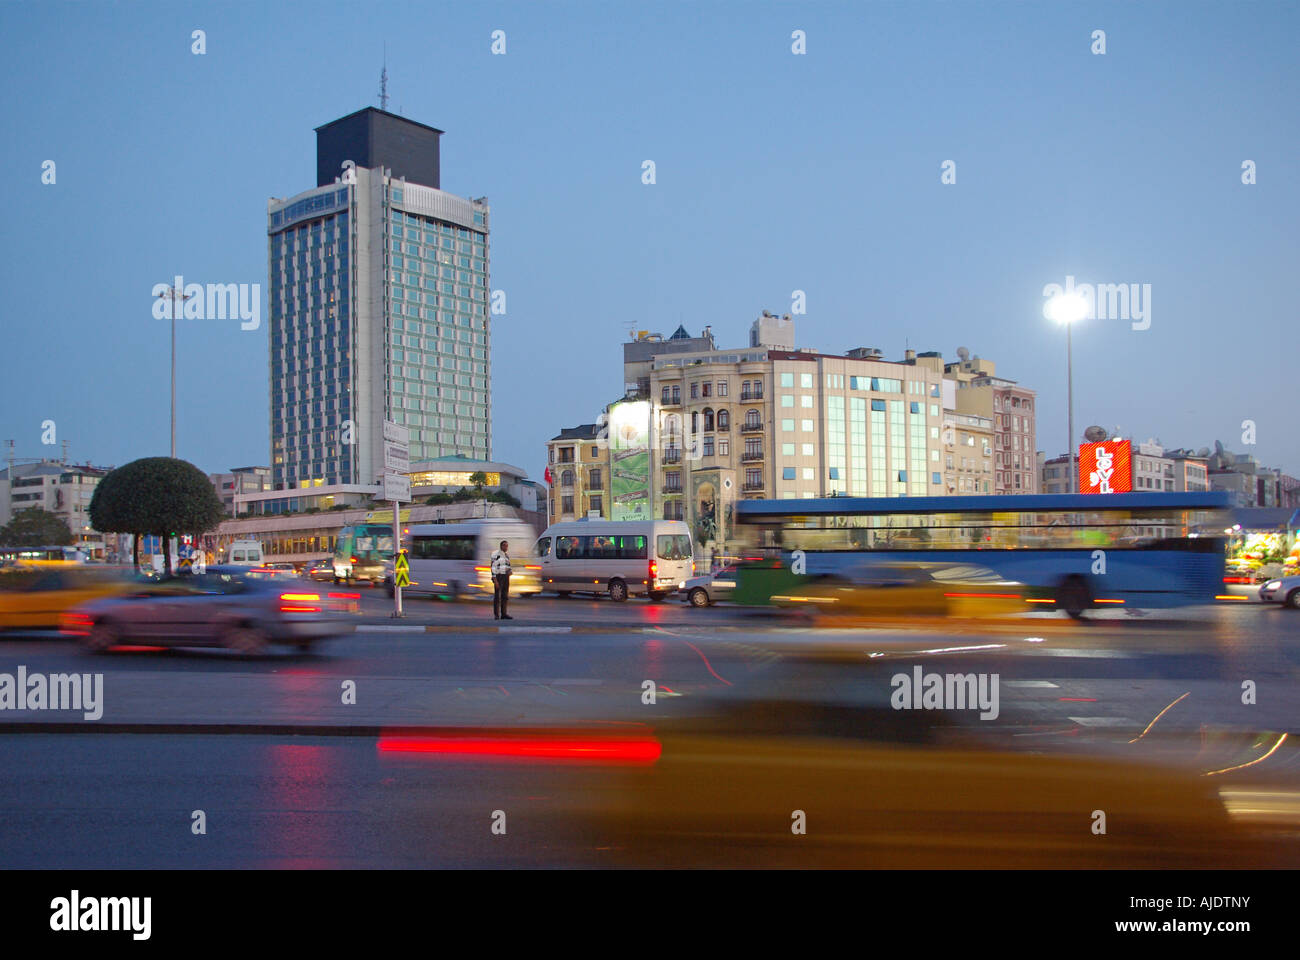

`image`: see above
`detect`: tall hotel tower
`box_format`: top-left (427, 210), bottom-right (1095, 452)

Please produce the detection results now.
top-left (267, 107), bottom-right (491, 491)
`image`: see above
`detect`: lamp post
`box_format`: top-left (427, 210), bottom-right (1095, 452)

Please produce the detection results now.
top-left (155, 284), bottom-right (191, 458)
top-left (1047, 292), bottom-right (1088, 493)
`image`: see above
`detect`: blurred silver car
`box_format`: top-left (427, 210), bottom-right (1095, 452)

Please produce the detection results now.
top-left (62, 565), bottom-right (356, 655)
top-left (1259, 575), bottom-right (1300, 608)
top-left (681, 565), bottom-right (739, 607)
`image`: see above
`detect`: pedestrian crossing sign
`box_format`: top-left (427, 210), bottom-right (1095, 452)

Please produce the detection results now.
top-left (394, 552), bottom-right (411, 588)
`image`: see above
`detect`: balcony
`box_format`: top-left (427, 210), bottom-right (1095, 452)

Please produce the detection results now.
top-left (740, 422), bottom-right (763, 433)
top-left (662, 484), bottom-right (683, 495)
top-left (662, 449), bottom-right (681, 464)
top-left (741, 451), bottom-right (764, 462)
top-left (740, 391), bottom-right (763, 401)
top-left (742, 481), bottom-right (765, 492)
top-left (716, 422), bottom-right (730, 432)
top-left (660, 394), bottom-right (682, 407)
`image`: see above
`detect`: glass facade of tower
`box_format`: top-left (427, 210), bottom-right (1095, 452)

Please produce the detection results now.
top-left (385, 202), bottom-right (490, 462)
top-left (269, 188), bottom-right (354, 487)
top-left (268, 173), bottom-right (490, 490)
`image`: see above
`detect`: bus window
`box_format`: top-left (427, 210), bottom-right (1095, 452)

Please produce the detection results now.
top-left (656, 534), bottom-right (692, 561)
top-left (556, 536), bottom-right (584, 560)
top-left (616, 535), bottom-right (647, 559)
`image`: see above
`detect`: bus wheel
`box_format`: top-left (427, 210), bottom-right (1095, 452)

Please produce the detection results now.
top-left (609, 579), bottom-right (629, 602)
top-left (1058, 577), bottom-right (1092, 620)
top-left (556, 591), bottom-right (571, 599)
top-left (648, 591), bottom-right (667, 602)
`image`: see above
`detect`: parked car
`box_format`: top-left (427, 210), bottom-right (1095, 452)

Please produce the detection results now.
top-left (60, 565), bottom-right (355, 654)
top-left (681, 566), bottom-right (740, 607)
top-left (1258, 575), bottom-right (1300, 608)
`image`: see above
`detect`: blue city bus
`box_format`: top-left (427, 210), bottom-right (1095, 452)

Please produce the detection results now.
top-left (332, 523), bottom-right (395, 584)
top-left (732, 492), bottom-right (1230, 618)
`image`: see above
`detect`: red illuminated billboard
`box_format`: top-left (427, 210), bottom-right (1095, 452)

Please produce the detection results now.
top-left (1078, 439), bottom-right (1132, 494)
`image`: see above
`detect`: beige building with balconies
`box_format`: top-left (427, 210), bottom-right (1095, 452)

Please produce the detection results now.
top-left (645, 318), bottom-right (951, 550)
top-left (944, 350), bottom-right (1037, 494)
top-left (545, 423), bottom-right (611, 523)
top-left (547, 319), bottom-right (1037, 555)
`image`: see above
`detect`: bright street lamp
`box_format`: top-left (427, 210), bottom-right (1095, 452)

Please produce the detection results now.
top-left (1047, 292), bottom-right (1088, 493)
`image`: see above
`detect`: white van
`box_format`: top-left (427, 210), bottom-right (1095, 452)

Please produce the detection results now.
top-left (386, 518), bottom-right (542, 600)
top-left (225, 540), bottom-right (264, 566)
top-left (536, 520), bottom-right (694, 601)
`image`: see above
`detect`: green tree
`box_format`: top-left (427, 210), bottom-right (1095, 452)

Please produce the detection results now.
top-left (469, 471), bottom-right (489, 497)
top-left (88, 457), bottom-right (225, 573)
top-left (0, 508), bottom-right (74, 548)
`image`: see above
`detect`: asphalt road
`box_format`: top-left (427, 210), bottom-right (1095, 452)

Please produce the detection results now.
top-left (1, 588), bottom-right (1297, 867)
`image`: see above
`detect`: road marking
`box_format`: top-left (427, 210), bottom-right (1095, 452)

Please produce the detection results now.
top-left (1004, 681), bottom-right (1059, 688)
top-left (367, 625), bottom-right (428, 633)
top-left (1068, 716), bottom-right (1133, 727)
top-left (500, 626), bottom-right (571, 633)
top-left (1026, 648), bottom-right (1132, 658)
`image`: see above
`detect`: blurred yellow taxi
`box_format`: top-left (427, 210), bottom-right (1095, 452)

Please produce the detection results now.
top-left (771, 561), bottom-right (1024, 620)
top-left (0, 562), bottom-right (131, 630)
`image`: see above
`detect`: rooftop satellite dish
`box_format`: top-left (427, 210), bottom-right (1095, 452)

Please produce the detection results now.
top-left (1084, 425), bottom-right (1108, 443)
top-left (1197, 447), bottom-right (1210, 458)
top-left (956, 346), bottom-right (970, 361)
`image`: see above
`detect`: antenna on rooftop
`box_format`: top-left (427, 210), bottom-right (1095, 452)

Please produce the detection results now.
top-left (379, 44), bottom-right (389, 111)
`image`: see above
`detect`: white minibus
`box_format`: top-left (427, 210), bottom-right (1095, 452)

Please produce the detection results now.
top-left (225, 540), bottom-right (264, 566)
top-left (535, 519), bottom-right (694, 601)
top-left (386, 518), bottom-right (542, 600)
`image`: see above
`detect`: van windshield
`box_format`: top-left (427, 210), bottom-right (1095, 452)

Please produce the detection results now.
top-left (656, 534), bottom-right (692, 561)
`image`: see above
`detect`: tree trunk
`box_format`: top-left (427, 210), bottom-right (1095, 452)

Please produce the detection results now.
top-left (161, 532), bottom-right (172, 576)
top-left (132, 533), bottom-right (140, 571)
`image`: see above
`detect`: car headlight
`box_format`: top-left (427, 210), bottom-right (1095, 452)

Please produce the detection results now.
top-left (1264, 580), bottom-right (1282, 590)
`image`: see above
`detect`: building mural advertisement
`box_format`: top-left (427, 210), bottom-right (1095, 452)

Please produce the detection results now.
top-left (610, 400), bottom-right (651, 521)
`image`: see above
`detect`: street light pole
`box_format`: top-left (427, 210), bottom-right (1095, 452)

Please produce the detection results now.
top-left (1047, 291), bottom-right (1087, 495)
top-left (155, 285), bottom-right (190, 458)
top-left (1067, 319), bottom-right (1075, 493)
top-left (171, 296), bottom-right (177, 458)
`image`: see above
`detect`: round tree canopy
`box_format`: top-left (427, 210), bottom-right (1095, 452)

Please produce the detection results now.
top-left (89, 457), bottom-right (225, 537)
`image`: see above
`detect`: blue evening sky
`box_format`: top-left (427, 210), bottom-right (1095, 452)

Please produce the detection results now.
top-left (3, 0), bottom-right (1297, 481)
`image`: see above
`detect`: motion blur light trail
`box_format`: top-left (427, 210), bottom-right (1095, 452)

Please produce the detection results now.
top-left (377, 730), bottom-right (662, 765)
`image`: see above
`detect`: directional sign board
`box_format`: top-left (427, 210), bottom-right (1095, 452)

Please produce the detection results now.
top-left (382, 473), bottom-right (411, 503)
top-left (383, 419), bottom-right (410, 473)
top-left (383, 420), bottom-right (409, 445)
top-left (394, 553), bottom-right (411, 588)
top-left (384, 441), bottom-right (410, 474)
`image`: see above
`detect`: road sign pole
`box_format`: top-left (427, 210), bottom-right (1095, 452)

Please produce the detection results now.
top-left (392, 500), bottom-right (403, 618)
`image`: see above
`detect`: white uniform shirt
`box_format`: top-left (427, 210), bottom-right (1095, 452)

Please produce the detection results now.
top-left (490, 549), bottom-right (512, 576)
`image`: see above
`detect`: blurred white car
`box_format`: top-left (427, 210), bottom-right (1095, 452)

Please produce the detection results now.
top-left (681, 566), bottom-right (739, 607)
top-left (1258, 575), bottom-right (1300, 608)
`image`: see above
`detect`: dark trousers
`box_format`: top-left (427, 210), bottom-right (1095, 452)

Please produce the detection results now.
top-left (493, 574), bottom-right (510, 618)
